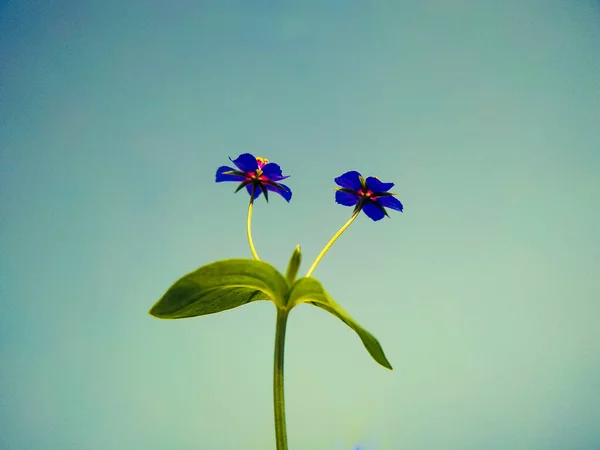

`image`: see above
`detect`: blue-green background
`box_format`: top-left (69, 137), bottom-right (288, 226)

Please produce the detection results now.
top-left (2, 1), bottom-right (599, 449)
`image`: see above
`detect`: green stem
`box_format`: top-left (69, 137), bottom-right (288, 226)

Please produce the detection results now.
top-left (273, 308), bottom-right (289, 450)
top-left (305, 209), bottom-right (361, 277)
top-left (247, 186), bottom-right (260, 260)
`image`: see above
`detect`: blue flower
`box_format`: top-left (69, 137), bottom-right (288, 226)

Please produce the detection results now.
top-left (216, 153), bottom-right (292, 202)
top-left (334, 170), bottom-right (403, 221)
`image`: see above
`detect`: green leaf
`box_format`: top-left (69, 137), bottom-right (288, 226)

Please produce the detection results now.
top-left (288, 277), bottom-right (393, 370)
top-left (285, 245), bottom-right (302, 285)
top-left (149, 259), bottom-right (288, 319)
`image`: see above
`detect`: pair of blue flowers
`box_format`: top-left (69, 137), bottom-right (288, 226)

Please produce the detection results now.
top-left (216, 153), bottom-right (403, 221)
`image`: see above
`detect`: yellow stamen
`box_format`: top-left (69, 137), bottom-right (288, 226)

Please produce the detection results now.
top-left (256, 156), bottom-right (269, 165)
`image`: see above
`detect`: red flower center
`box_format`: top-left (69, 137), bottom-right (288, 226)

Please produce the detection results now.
top-left (248, 170), bottom-right (267, 181)
top-left (359, 188), bottom-right (377, 200)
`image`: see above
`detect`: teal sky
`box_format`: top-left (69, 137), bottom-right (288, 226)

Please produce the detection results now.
top-left (1, 1), bottom-right (599, 449)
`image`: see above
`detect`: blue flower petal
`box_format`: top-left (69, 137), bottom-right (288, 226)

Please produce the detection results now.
top-left (261, 162), bottom-right (289, 181)
top-left (362, 201), bottom-right (386, 221)
top-left (335, 190), bottom-right (359, 206)
top-left (366, 176), bottom-right (394, 192)
top-left (266, 183), bottom-right (292, 202)
top-left (230, 153), bottom-right (258, 173)
top-left (216, 166), bottom-right (246, 182)
top-left (378, 195), bottom-right (403, 212)
top-left (245, 183), bottom-right (262, 199)
top-left (334, 171), bottom-right (362, 190)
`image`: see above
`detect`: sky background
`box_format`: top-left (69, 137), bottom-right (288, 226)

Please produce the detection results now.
top-left (1, 1), bottom-right (600, 449)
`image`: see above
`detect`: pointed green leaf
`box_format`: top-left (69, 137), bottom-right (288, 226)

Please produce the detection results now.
top-left (288, 277), bottom-right (393, 370)
top-left (285, 245), bottom-right (302, 285)
top-left (259, 183), bottom-right (269, 202)
top-left (234, 180), bottom-right (251, 193)
top-left (150, 259), bottom-right (288, 319)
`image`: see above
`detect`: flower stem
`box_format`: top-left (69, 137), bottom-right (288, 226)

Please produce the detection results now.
top-left (273, 307), bottom-right (289, 450)
top-left (247, 186), bottom-right (260, 260)
top-left (305, 209), bottom-right (361, 277)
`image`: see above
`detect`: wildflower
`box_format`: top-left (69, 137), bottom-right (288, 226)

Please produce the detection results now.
top-left (334, 170), bottom-right (403, 221)
top-left (216, 153), bottom-right (292, 202)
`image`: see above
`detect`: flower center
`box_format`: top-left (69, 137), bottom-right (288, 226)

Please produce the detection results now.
top-left (355, 188), bottom-right (378, 203)
top-left (248, 170), bottom-right (267, 181)
top-left (360, 188), bottom-right (375, 198)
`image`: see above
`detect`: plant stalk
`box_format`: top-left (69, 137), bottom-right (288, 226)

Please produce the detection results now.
top-left (273, 307), bottom-right (289, 450)
top-left (305, 208), bottom-right (361, 277)
top-left (247, 185), bottom-right (260, 260)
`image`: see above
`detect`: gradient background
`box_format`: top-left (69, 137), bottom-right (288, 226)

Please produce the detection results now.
top-left (1, 1), bottom-right (599, 449)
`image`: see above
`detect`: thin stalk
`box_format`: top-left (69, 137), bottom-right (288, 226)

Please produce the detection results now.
top-left (273, 308), bottom-right (289, 450)
top-left (305, 209), bottom-right (361, 277)
top-left (247, 185), bottom-right (260, 260)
